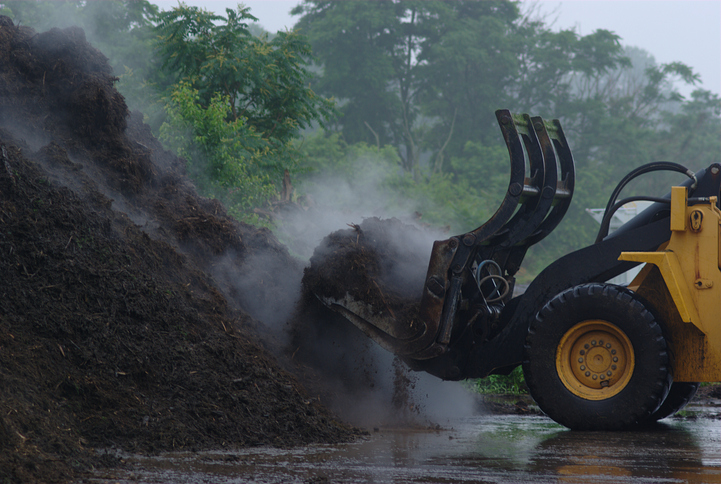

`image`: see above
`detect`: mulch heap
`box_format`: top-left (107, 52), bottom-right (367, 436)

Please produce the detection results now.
top-left (0, 17), bottom-right (358, 484)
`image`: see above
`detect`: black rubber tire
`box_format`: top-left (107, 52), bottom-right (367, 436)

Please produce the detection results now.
top-left (523, 283), bottom-right (671, 430)
top-left (649, 382), bottom-right (700, 421)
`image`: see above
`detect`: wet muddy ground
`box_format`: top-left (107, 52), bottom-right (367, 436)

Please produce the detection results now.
top-left (82, 398), bottom-right (721, 484)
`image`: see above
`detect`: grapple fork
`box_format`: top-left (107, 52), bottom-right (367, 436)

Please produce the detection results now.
top-left (316, 110), bottom-right (575, 373)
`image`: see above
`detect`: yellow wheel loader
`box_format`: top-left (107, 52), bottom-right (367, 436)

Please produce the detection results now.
top-left (315, 109), bottom-right (721, 430)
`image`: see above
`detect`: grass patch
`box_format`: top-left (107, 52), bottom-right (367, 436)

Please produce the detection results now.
top-left (471, 366), bottom-right (528, 395)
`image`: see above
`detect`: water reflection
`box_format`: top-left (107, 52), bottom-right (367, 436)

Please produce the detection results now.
top-left (528, 423), bottom-right (718, 483)
top-left (87, 415), bottom-right (721, 484)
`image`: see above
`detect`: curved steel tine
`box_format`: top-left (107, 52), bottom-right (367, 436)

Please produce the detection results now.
top-left (467, 110), bottom-right (529, 244)
top-left (523, 118), bottom-right (576, 246)
top-left (490, 114), bottom-right (558, 249)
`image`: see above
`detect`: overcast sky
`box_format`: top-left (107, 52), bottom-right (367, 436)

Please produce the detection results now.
top-left (153, 0), bottom-right (721, 98)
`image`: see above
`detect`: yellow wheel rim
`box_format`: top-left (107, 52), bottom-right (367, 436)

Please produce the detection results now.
top-left (556, 320), bottom-right (635, 400)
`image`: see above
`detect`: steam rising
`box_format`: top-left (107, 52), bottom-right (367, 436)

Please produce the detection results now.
top-left (278, 153), bottom-right (481, 427)
top-left (279, 155), bottom-right (445, 259)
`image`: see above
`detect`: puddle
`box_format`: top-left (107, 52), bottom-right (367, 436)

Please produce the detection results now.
top-left (84, 414), bottom-right (721, 483)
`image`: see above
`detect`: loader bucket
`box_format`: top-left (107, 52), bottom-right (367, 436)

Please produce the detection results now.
top-left (315, 110), bottom-right (575, 365)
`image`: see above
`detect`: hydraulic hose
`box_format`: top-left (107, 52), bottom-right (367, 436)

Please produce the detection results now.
top-left (595, 162), bottom-right (696, 243)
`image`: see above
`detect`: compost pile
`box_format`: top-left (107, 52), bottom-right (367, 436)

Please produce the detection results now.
top-left (0, 18), bottom-right (357, 483)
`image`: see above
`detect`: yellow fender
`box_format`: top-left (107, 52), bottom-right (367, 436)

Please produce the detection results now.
top-left (619, 186), bottom-right (721, 382)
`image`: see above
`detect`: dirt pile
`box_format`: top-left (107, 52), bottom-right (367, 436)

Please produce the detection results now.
top-left (0, 18), bottom-right (357, 483)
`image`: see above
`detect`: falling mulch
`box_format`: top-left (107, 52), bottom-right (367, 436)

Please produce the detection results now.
top-left (0, 18), bottom-right (358, 484)
top-left (301, 217), bottom-right (430, 332)
top-left (286, 217), bottom-right (434, 424)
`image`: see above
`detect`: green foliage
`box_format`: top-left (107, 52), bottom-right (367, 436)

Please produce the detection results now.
top-left (528, 46), bottom-right (716, 271)
top-left (155, 3), bottom-right (336, 146)
top-left (292, 1), bottom-right (522, 175)
top-left (652, 89), bottom-right (721, 171)
top-left (472, 367), bottom-right (527, 395)
top-left (291, 1), bottom-right (406, 147)
top-left (448, 141), bottom-right (512, 224)
top-left (299, 131), bottom-right (400, 179)
top-left (294, 131), bottom-right (405, 216)
top-left (154, 3), bottom-right (336, 221)
top-left (159, 82), bottom-right (277, 223)
top-left (292, 0), bottom-right (630, 178)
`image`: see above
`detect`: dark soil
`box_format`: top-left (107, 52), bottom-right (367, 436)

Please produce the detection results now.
top-left (0, 18), bottom-right (358, 484)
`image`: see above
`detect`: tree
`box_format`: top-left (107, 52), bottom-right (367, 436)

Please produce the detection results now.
top-left (521, 46), bottom-right (708, 275)
top-left (292, 1), bottom-right (521, 177)
top-left (292, 0), bottom-right (630, 179)
top-left (655, 89), bottom-right (721, 170)
top-left (155, 4), bottom-right (335, 148)
top-left (292, 1), bottom-right (418, 173)
top-left (554, 46), bottom-right (700, 178)
top-left (159, 82), bottom-right (277, 222)
top-left (418, 11), bottom-right (631, 173)
top-left (155, 4), bottom-right (336, 221)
